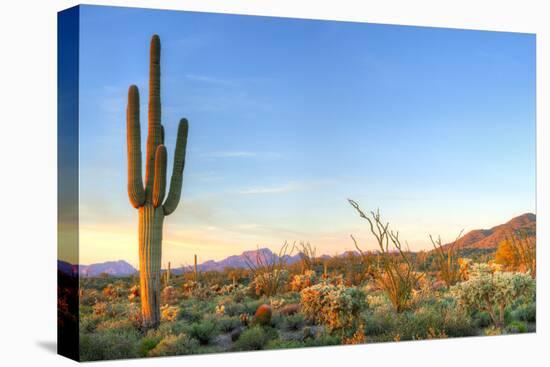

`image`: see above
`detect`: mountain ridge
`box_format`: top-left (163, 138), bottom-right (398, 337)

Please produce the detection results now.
top-left (58, 213), bottom-right (535, 277)
top-left (441, 212), bottom-right (535, 250)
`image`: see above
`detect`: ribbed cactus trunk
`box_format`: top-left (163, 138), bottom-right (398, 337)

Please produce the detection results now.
top-left (126, 35), bottom-right (189, 330)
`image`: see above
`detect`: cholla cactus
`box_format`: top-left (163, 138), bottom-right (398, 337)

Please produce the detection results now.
top-left (126, 35), bottom-right (189, 329)
top-left (300, 283), bottom-right (365, 334)
top-left (289, 270), bottom-right (317, 291)
top-left (451, 264), bottom-right (535, 328)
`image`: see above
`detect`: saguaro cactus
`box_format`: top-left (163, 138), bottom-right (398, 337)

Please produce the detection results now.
top-left (126, 35), bottom-right (189, 329)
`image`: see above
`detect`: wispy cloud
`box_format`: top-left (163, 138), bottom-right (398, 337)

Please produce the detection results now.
top-left (200, 151), bottom-right (282, 159)
top-left (237, 182), bottom-right (303, 195)
top-left (185, 74), bottom-right (238, 87)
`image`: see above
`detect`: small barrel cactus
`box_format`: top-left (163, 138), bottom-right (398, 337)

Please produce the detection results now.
top-left (254, 304), bottom-right (272, 326)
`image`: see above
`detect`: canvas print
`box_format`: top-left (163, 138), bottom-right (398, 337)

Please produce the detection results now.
top-left (57, 5), bottom-right (536, 362)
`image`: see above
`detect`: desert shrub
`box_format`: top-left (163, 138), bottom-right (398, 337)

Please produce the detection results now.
top-left (505, 320), bottom-right (528, 334)
top-left (95, 318), bottom-right (135, 332)
top-left (429, 231), bottom-right (466, 287)
top-left (128, 285), bottom-right (140, 302)
top-left (451, 264), bottom-right (535, 328)
top-left (282, 314), bottom-right (306, 331)
top-left (394, 309), bottom-right (446, 340)
top-left (102, 284), bottom-right (119, 300)
top-left (363, 298), bottom-right (475, 340)
top-left (160, 305), bottom-right (179, 322)
top-left (244, 242), bottom-right (293, 297)
top-left (161, 286), bottom-right (179, 305)
top-left (270, 298), bottom-right (286, 310)
top-left (223, 302), bottom-right (246, 317)
top-left (92, 302), bottom-right (110, 316)
top-left (80, 315), bottom-right (101, 333)
top-left (250, 269), bottom-right (290, 297)
top-left (139, 335), bottom-right (161, 357)
top-left (236, 313), bottom-right (248, 327)
top-left (148, 333), bottom-right (199, 357)
top-left (176, 307), bottom-right (203, 323)
top-left (483, 326), bottom-right (502, 336)
top-left (279, 303), bottom-right (300, 316)
top-left (495, 231), bottom-right (536, 277)
top-left (80, 329), bottom-right (140, 361)
top-left (362, 310), bottom-right (397, 336)
top-left (81, 289), bottom-right (103, 306)
top-left (511, 302), bottom-right (536, 323)
top-left (243, 299), bottom-right (265, 314)
top-left (289, 270), bottom-right (318, 292)
top-left (472, 311), bottom-right (492, 328)
top-left (217, 316), bottom-right (241, 333)
top-left (303, 331), bottom-right (340, 347)
top-left (156, 320), bottom-right (188, 337)
top-left (266, 339), bottom-right (304, 350)
top-left (300, 283), bottom-right (365, 334)
top-left (188, 319), bottom-right (219, 345)
top-left (254, 304), bottom-right (272, 326)
top-left (233, 325), bottom-right (270, 351)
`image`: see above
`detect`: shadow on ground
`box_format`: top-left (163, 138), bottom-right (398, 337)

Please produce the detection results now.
top-left (36, 340), bottom-right (57, 354)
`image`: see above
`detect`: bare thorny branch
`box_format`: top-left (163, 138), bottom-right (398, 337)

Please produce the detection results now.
top-left (348, 199), bottom-right (422, 312)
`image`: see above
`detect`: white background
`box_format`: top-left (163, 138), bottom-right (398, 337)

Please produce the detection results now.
top-left (0, 0), bottom-right (548, 365)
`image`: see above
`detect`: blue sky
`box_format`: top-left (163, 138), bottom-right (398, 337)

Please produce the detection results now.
top-left (76, 5), bottom-right (535, 266)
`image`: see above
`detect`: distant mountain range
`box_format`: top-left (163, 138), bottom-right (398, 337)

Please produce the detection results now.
top-left (58, 213), bottom-right (535, 277)
top-left (442, 213), bottom-right (535, 250)
top-left (58, 260), bottom-right (138, 277)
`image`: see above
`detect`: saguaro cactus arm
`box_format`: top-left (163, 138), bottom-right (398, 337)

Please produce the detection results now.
top-left (145, 35), bottom-right (162, 200)
top-left (153, 145), bottom-right (167, 208)
top-left (163, 118), bottom-right (189, 216)
top-left (126, 85), bottom-right (145, 208)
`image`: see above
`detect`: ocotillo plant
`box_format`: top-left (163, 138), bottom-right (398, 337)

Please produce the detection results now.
top-left (126, 35), bottom-right (189, 329)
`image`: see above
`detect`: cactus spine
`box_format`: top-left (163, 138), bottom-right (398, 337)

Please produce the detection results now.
top-left (126, 35), bottom-right (189, 329)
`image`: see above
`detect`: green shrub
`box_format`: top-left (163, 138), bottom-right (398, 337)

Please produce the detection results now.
top-left (139, 336), bottom-right (161, 357)
top-left (303, 331), bottom-right (340, 347)
top-left (282, 314), bottom-right (306, 331)
top-left (511, 302), bottom-right (536, 323)
top-left (188, 320), bottom-right (219, 345)
top-left (148, 333), bottom-right (199, 357)
top-left (473, 311), bottom-right (492, 328)
top-left (266, 339), bottom-right (304, 350)
top-left (218, 316), bottom-right (241, 333)
top-left (223, 302), bottom-right (246, 317)
top-left (95, 318), bottom-right (135, 332)
top-left (362, 310), bottom-right (396, 336)
top-left (505, 320), bottom-right (528, 334)
top-left (80, 329), bottom-right (140, 361)
top-left (244, 299), bottom-right (264, 314)
top-left (177, 307), bottom-right (202, 323)
top-left (79, 315), bottom-right (101, 333)
top-left (233, 326), bottom-right (270, 351)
